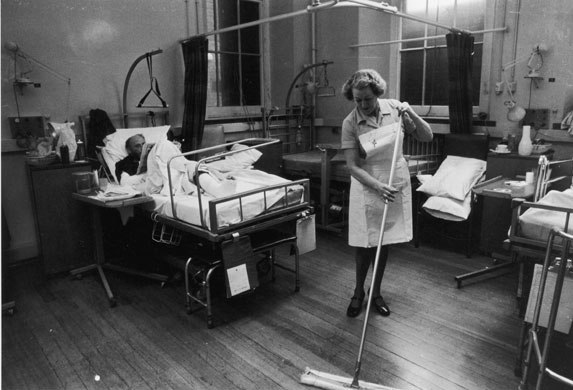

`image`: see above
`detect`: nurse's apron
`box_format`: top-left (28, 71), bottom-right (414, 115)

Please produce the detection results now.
top-left (348, 121), bottom-right (413, 248)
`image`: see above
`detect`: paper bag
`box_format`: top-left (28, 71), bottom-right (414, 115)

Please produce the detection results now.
top-left (221, 236), bottom-right (259, 298)
top-left (296, 214), bottom-right (316, 255)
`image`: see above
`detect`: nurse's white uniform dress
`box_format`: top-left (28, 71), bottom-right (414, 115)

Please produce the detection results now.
top-left (341, 99), bottom-right (413, 248)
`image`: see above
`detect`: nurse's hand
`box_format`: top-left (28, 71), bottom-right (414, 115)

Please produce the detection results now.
top-left (397, 102), bottom-right (413, 116)
top-left (375, 182), bottom-right (398, 203)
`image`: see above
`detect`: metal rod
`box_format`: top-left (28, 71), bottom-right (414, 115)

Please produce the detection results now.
top-left (350, 27), bottom-right (507, 48)
top-left (122, 49), bottom-right (163, 128)
top-left (181, 8), bottom-right (310, 42)
top-left (180, 0), bottom-right (464, 44)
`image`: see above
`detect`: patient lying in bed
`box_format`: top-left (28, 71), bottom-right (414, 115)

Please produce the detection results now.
top-left (116, 134), bottom-right (155, 183)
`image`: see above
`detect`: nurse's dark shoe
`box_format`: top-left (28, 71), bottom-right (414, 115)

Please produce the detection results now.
top-left (346, 293), bottom-right (365, 317)
top-left (372, 296), bottom-right (390, 317)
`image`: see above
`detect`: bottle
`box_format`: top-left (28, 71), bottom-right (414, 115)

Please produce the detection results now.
top-left (60, 144), bottom-right (70, 164)
top-left (518, 125), bottom-right (533, 156)
top-left (76, 139), bottom-right (86, 161)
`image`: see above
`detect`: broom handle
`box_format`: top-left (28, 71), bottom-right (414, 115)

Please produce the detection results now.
top-left (351, 115), bottom-right (403, 388)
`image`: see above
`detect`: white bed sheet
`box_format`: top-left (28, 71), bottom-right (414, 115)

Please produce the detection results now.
top-left (519, 189), bottom-right (573, 242)
top-left (148, 169), bottom-right (303, 229)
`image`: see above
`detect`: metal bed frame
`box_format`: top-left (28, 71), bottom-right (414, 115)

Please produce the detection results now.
top-left (507, 159), bottom-right (573, 378)
top-left (517, 228), bottom-right (573, 389)
top-left (150, 138), bottom-right (313, 328)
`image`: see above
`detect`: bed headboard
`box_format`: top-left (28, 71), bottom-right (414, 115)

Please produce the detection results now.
top-left (443, 133), bottom-right (489, 161)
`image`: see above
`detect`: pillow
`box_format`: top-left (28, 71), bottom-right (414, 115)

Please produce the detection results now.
top-left (103, 125), bottom-right (171, 164)
top-left (416, 155), bottom-right (486, 201)
top-left (422, 194), bottom-right (472, 222)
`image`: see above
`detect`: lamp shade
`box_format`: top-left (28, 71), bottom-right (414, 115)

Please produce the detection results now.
top-left (505, 100), bottom-right (526, 122)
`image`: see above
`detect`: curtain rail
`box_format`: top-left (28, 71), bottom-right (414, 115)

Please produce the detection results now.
top-left (350, 27), bottom-right (508, 48)
top-left (180, 0), bottom-right (466, 44)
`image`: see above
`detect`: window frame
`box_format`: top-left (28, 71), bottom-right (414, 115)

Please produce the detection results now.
top-left (391, 0), bottom-right (498, 118)
top-left (198, 0), bottom-right (270, 119)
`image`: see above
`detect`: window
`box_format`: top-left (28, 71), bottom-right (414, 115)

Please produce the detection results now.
top-left (399, 0), bottom-right (490, 116)
top-left (204, 0), bottom-right (264, 116)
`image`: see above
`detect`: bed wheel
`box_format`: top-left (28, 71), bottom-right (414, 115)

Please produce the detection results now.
top-left (294, 286), bottom-right (300, 293)
top-left (108, 298), bottom-right (117, 308)
top-left (456, 279), bottom-right (462, 289)
top-left (207, 317), bottom-right (214, 329)
top-left (73, 274), bottom-right (83, 280)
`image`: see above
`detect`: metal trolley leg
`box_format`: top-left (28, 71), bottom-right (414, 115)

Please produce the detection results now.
top-left (518, 228), bottom-right (573, 390)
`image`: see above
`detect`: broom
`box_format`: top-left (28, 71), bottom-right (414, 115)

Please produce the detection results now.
top-left (300, 116), bottom-right (404, 390)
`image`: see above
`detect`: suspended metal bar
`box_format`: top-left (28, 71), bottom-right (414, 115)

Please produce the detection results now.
top-left (180, 0), bottom-right (464, 43)
top-left (349, 27), bottom-right (508, 48)
top-left (122, 49), bottom-right (163, 128)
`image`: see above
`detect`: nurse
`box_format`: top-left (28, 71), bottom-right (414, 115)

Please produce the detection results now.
top-left (340, 69), bottom-right (433, 317)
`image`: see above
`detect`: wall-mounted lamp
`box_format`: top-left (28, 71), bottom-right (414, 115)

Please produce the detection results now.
top-left (501, 43), bottom-right (548, 122)
top-left (4, 41), bottom-right (72, 120)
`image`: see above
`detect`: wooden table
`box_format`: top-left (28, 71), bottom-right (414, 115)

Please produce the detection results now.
top-left (70, 192), bottom-right (168, 306)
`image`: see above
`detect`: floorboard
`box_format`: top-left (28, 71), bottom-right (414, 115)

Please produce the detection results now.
top-left (3, 230), bottom-right (572, 390)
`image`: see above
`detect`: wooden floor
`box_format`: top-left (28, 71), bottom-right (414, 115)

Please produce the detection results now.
top-left (3, 231), bottom-right (572, 390)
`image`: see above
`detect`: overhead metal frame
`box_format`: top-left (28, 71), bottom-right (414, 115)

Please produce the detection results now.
top-left (180, 0), bottom-right (469, 45)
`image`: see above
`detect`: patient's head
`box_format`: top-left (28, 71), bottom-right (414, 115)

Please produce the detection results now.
top-left (125, 134), bottom-right (145, 159)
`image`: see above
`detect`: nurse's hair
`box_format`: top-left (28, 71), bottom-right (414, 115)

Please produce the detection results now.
top-left (342, 69), bottom-right (387, 101)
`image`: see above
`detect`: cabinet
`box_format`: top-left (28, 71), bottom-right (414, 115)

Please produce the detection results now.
top-left (28, 162), bottom-right (94, 275)
top-left (479, 152), bottom-right (550, 254)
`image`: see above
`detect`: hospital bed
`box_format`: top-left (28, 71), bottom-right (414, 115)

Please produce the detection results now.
top-left (507, 157), bottom-right (573, 299)
top-left (506, 157), bottom-right (573, 376)
top-left (82, 111), bottom-right (314, 328)
top-left (281, 135), bottom-right (442, 232)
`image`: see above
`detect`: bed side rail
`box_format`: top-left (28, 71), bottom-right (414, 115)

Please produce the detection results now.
top-left (165, 138), bottom-right (280, 225)
top-left (208, 178), bottom-right (310, 233)
top-left (403, 135), bottom-right (443, 175)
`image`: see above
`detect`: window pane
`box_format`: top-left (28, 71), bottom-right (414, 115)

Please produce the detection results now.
top-left (400, 50), bottom-right (424, 105)
top-left (401, 0), bottom-right (485, 108)
top-left (402, 1), bottom-right (427, 49)
top-left (471, 43), bottom-right (482, 105)
top-left (219, 31), bottom-right (239, 53)
top-left (241, 55), bottom-right (261, 105)
top-left (220, 53), bottom-right (241, 106)
top-left (424, 47), bottom-right (449, 105)
top-left (205, 0), bottom-right (262, 109)
top-left (207, 55), bottom-right (220, 107)
top-left (218, 0), bottom-right (238, 28)
top-left (456, 0), bottom-right (485, 32)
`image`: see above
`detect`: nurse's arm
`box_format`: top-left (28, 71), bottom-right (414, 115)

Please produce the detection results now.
top-left (344, 148), bottom-right (397, 202)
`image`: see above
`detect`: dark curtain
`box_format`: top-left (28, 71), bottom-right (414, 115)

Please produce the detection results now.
top-left (181, 36), bottom-right (208, 153)
top-left (87, 108), bottom-right (116, 159)
top-left (446, 32), bottom-right (474, 134)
